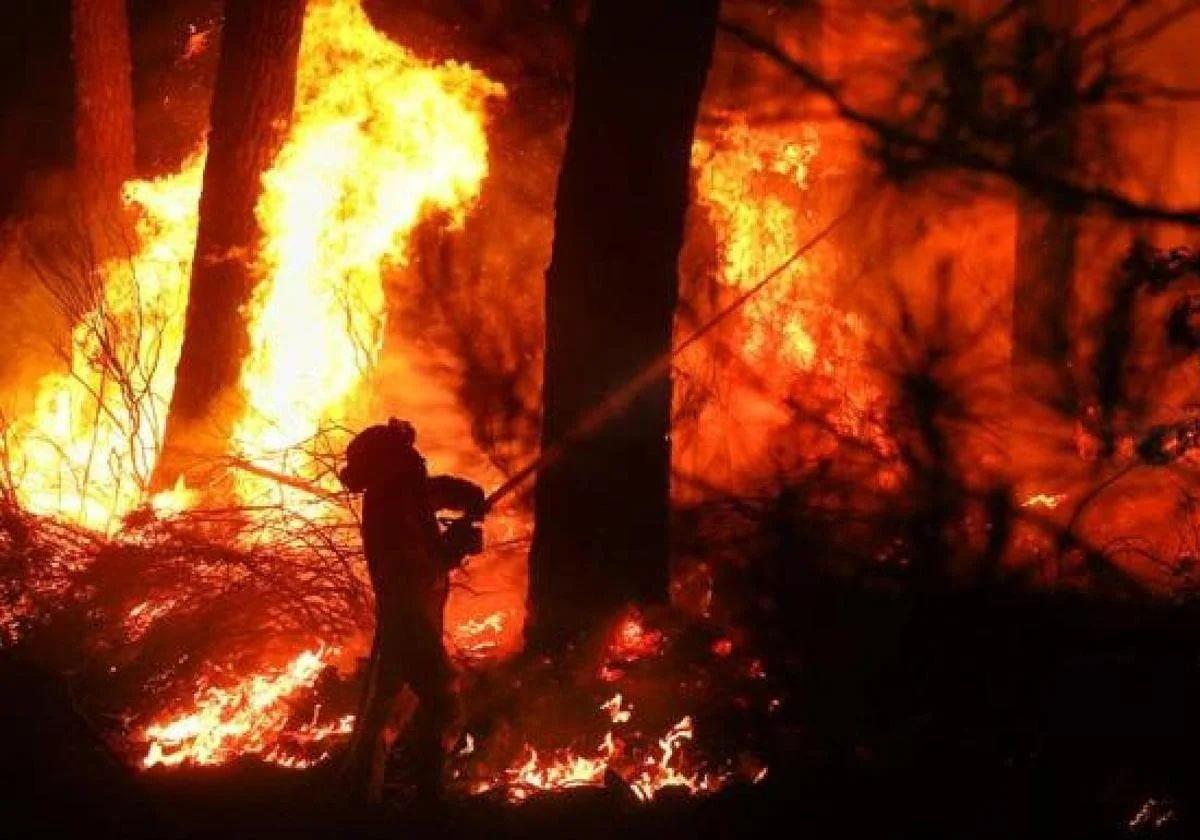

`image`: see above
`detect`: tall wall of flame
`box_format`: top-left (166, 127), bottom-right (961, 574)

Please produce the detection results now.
top-left (7, 0), bottom-right (503, 527)
top-left (232, 0), bottom-right (502, 505)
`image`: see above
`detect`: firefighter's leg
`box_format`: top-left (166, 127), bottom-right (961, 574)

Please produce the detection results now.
top-left (405, 619), bottom-right (454, 800)
top-left (341, 623), bottom-right (406, 803)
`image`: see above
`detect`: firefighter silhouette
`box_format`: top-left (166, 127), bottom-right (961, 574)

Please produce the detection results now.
top-left (338, 418), bottom-right (484, 804)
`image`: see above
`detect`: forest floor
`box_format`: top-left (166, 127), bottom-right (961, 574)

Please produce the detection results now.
top-left (4, 580), bottom-right (1199, 839)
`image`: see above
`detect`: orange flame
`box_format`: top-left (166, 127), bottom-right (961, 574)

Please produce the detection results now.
top-left (694, 118), bottom-right (823, 367)
top-left (141, 646), bottom-right (345, 769)
top-left (484, 710), bottom-right (736, 803)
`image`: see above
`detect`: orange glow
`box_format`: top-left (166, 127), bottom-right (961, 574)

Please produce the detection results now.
top-left (694, 119), bottom-right (823, 367)
top-left (451, 609), bottom-right (508, 660)
top-left (182, 24), bottom-right (214, 62)
top-left (678, 119), bottom-right (884, 493)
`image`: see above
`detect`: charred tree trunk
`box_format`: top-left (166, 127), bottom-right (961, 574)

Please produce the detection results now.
top-left (526, 0), bottom-right (718, 651)
top-left (1012, 0), bottom-right (1080, 413)
top-left (71, 0), bottom-right (135, 256)
top-left (152, 0), bottom-right (305, 491)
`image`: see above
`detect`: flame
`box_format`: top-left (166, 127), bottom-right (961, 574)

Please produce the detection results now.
top-left (601, 693), bottom-right (632, 725)
top-left (9, 0), bottom-right (502, 526)
top-left (502, 732), bottom-right (618, 801)
top-left (1021, 492), bottom-right (1065, 510)
top-left (7, 153), bottom-right (205, 532)
top-left (487, 714), bottom-right (734, 804)
top-left (230, 0), bottom-right (503, 506)
top-left (451, 609), bottom-right (507, 659)
top-left (680, 119), bottom-right (887, 492)
top-left (606, 611), bottom-right (665, 664)
top-left (463, 688), bottom-right (750, 803)
top-left (141, 646), bottom-right (345, 769)
top-left (148, 476), bottom-right (200, 518)
top-left (628, 716), bottom-right (708, 802)
top-left (694, 119), bottom-right (822, 367)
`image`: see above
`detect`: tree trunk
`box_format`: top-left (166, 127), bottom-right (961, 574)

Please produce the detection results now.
top-left (526, 0), bottom-right (718, 652)
top-left (152, 0), bottom-right (306, 491)
top-left (1012, 0), bottom-right (1080, 412)
top-left (71, 0), bottom-right (135, 256)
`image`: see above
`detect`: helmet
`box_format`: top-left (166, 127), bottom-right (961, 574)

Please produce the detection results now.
top-left (338, 418), bottom-right (418, 492)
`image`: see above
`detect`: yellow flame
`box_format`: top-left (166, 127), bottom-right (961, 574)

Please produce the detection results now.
top-left (231, 0), bottom-right (503, 505)
top-left (490, 715), bottom-right (729, 804)
top-left (141, 646), bottom-right (341, 768)
top-left (9, 0), bottom-right (501, 527)
top-left (694, 119), bottom-right (821, 367)
top-left (8, 153), bottom-right (205, 532)
top-left (1021, 492), bottom-right (1065, 510)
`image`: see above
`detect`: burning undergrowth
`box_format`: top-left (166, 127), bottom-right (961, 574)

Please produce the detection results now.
top-left (0, 491), bottom-right (777, 803)
top-left (445, 607), bottom-right (775, 803)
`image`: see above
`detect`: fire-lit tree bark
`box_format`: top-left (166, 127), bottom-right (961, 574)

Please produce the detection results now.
top-left (526, 0), bottom-right (718, 651)
top-left (1012, 0), bottom-right (1080, 411)
top-left (71, 0), bottom-right (135, 250)
top-left (152, 0), bottom-right (306, 491)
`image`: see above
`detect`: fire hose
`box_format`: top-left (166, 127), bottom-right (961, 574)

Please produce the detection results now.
top-left (477, 201), bottom-right (856, 514)
top-left (225, 202), bottom-right (855, 522)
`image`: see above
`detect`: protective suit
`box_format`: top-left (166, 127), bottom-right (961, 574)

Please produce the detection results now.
top-left (338, 419), bottom-right (483, 804)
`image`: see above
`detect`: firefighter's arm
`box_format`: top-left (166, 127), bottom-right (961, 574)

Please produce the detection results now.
top-left (428, 475), bottom-right (485, 517)
top-left (429, 475), bottom-right (486, 564)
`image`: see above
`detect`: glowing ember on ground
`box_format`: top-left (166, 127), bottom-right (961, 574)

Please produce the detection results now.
top-left (1021, 492), bottom-right (1066, 510)
top-left (265, 709), bottom-right (355, 770)
top-left (141, 646), bottom-right (345, 769)
top-left (601, 693), bottom-right (632, 724)
top-left (606, 612), bottom-right (665, 664)
top-left (1129, 797), bottom-right (1175, 832)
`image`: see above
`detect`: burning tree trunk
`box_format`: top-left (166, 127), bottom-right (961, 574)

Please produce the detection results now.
top-left (527, 0), bottom-right (718, 651)
top-left (1011, 0), bottom-right (1080, 413)
top-left (71, 0), bottom-right (135, 255)
top-left (152, 0), bottom-right (306, 491)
